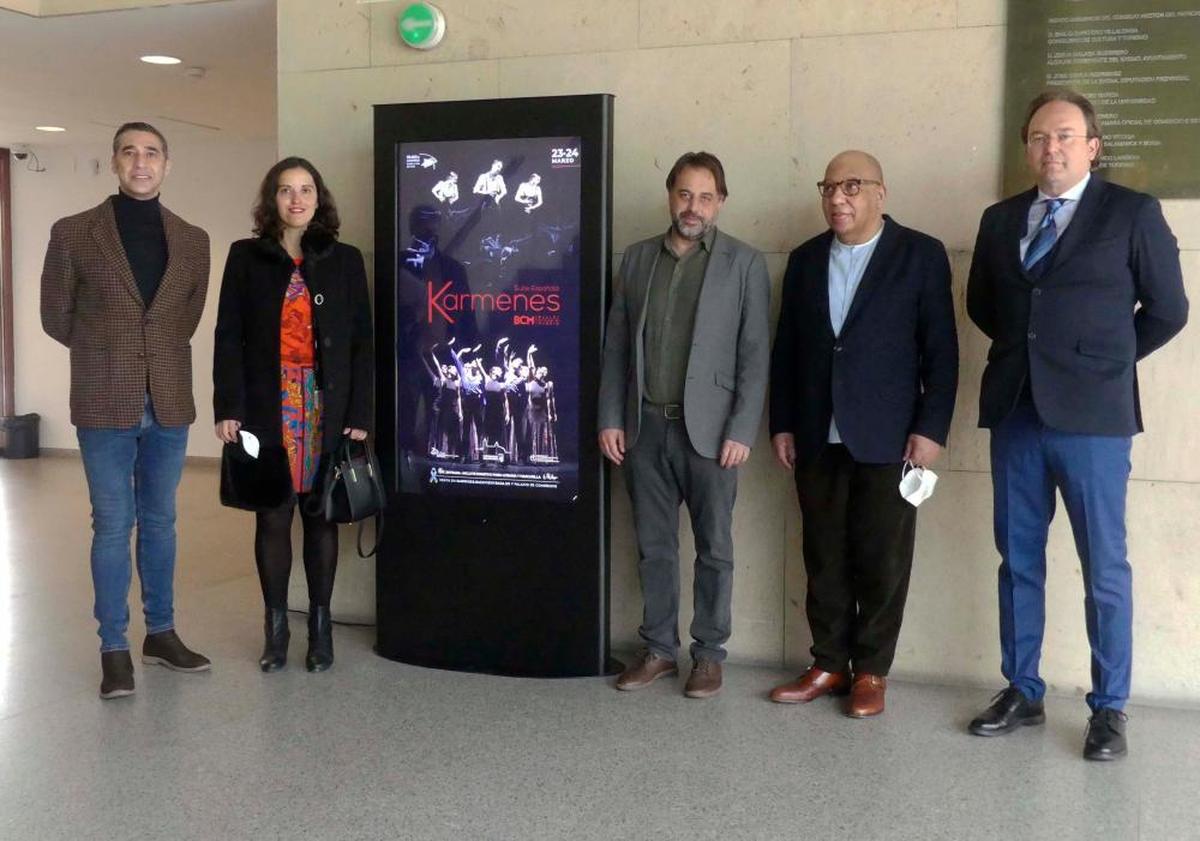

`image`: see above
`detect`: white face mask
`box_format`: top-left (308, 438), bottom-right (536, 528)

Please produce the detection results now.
top-left (239, 429), bottom-right (261, 459)
top-left (898, 461), bottom-right (938, 507)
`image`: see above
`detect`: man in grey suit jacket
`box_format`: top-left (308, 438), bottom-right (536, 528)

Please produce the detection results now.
top-left (599, 151), bottom-right (771, 699)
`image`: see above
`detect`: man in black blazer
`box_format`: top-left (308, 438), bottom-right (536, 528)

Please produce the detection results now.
top-left (767, 151), bottom-right (958, 717)
top-left (966, 90), bottom-right (1188, 760)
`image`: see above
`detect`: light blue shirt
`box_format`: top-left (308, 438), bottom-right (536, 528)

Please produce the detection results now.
top-left (1020, 172), bottom-right (1090, 262)
top-left (827, 221), bottom-right (885, 443)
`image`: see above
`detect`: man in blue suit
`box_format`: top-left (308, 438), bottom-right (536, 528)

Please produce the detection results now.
top-left (767, 150), bottom-right (958, 717)
top-left (966, 90), bottom-right (1188, 760)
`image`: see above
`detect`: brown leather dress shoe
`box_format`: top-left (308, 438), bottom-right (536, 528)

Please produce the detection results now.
top-left (684, 659), bottom-right (723, 699)
top-left (615, 651), bottom-right (677, 691)
top-left (847, 673), bottom-right (887, 718)
top-left (769, 666), bottom-right (851, 704)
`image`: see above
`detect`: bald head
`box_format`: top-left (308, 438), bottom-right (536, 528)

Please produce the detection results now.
top-left (820, 150), bottom-right (886, 245)
top-left (824, 150), bottom-right (884, 183)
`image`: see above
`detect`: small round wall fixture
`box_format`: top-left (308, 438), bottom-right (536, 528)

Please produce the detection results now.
top-left (397, 2), bottom-right (445, 50)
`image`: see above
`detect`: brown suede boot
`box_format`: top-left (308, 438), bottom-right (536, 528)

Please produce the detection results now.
top-left (615, 651), bottom-right (677, 691)
top-left (684, 659), bottom-right (723, 699)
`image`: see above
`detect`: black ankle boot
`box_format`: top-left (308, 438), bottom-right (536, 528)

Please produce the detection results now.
top-left (259, 608), bottom-right (290, 672)
top-left (306, 605), bottom-right (333, 672)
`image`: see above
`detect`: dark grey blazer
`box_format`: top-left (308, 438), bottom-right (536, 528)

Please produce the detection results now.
top-left (598, 228), bottom-right (771, 459)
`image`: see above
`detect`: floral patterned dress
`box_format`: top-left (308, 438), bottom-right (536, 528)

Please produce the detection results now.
top-left (280, 257), bottom-right (322, 492)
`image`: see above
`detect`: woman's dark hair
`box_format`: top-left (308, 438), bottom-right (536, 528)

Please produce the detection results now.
top-left (252, 156), bottom-right (340, 240)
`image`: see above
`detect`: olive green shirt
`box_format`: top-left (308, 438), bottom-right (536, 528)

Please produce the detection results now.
top-left (643, 227), bottom-right (715, 404)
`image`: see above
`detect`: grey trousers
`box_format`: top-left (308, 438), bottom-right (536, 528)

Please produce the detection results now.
top-left (625, 405), bottom-right (738, 662)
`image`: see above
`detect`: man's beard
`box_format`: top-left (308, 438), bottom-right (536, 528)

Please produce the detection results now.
top-left (671, 212), bottom-right (712, 242)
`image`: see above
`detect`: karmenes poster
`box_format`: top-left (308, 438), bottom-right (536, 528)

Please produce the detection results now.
top-left (394, 136), bottom-right (582, 501)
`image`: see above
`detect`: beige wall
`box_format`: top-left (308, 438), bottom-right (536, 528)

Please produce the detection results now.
top-left (277, 0), bottom-right (1200, 705)
top-left (11, 137), bottom-right (278, 457)
top-left (0, 1), bottom-right (222, 15)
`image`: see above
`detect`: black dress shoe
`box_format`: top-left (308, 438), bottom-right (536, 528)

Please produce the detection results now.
top-left (305, 605), bottom-right (333, 673)
top-left (1084, 708), bottom-right (1128, 761)
top-left (259, 607), bottom-right (290, 673)
top-left (969, 686), bottom-right (1046, 736)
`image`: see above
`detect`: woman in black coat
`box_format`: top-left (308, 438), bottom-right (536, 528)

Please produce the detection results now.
top-left (213, 157), bottom-right (373, 673)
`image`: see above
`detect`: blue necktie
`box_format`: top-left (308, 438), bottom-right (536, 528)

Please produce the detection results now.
top-left (1022, 198), bottom-right (1065, 272)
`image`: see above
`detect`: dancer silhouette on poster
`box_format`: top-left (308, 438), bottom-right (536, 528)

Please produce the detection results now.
top-left (431, 171), bottom-right (459, 204)
top-left (473, 160), bottom-right (507, 205)
top-left (514, 173), bottom-right (544, 214)
top-left (453, 344), bottom-right (485, 462)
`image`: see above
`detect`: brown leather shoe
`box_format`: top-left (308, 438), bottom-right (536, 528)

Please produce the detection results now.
top-left (684, 658), bottom-right (723, 699)
top-left (769, 666), bottom-right (851, 703)
top-left (847, 673), bottom-right (887, 718)
top-left (615, 651), bottom-right (677, 691)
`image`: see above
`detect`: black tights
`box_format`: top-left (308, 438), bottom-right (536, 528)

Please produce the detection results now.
top-left (254, 493), bottom-right (338, 609)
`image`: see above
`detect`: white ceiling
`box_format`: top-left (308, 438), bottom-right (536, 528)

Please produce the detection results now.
top-left (0, 0), bottom-right (275, 149)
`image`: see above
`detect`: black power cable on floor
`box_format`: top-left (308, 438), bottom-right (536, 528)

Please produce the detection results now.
top-left (284, 607), bottom-right (375, 628)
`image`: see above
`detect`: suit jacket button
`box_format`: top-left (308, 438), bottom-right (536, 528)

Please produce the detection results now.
top-left (324, 337), bottom-right (333, 347)
top-left (834, 344), bottom-right (843, 352)
top-left (1032, 288), bottom-right (1042, 296)
top-left (1028, 331), bottom-right (1037, 340)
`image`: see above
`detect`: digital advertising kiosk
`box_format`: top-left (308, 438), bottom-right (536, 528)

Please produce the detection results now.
top-left (373, 95), bottom-right (615, 677)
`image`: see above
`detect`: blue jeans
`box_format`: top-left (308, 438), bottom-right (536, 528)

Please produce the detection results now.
top-left (77, 399), bottom-right (189, 652)
top-left (990, 401), bottom-right (1133, 711)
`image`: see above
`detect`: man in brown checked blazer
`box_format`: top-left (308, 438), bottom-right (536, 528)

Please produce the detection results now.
top-left (41, 122), bottom-right (212, 699)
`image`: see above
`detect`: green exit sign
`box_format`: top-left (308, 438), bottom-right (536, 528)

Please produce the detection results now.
top-left (398, 2), bottom-right (446, 50)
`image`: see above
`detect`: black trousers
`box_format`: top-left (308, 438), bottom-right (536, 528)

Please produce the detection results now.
top-left (794, 444), bottom-right (916, 676)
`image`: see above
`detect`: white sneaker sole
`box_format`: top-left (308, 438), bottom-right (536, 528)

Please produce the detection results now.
top-left (99, 687), bottom-right (135, 700)
top-left (141, 655), bottom-right (212, 673)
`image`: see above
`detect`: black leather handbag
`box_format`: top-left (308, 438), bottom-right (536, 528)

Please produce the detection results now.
top-left (308, 436), bottom-right (386, 557)
top-left (219, 438), bottom-right (292, 511)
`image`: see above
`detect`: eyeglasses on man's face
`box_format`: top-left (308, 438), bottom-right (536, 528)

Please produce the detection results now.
top-left (817, 178), bottom-right (882, 198)
top-left (1026, 131), bottom-right (1093, 148)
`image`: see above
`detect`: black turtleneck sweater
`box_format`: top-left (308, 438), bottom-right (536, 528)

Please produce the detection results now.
top-left (113, 192), bottom-right (168, 307)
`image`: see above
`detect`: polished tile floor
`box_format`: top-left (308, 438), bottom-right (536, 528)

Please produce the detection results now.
top-left (1, 454), bottom-right (1198, 841)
